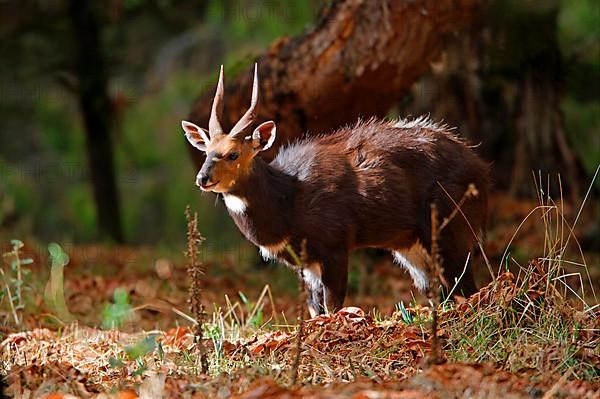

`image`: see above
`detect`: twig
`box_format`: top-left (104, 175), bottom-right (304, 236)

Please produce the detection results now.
top-left (428, 299), bottom-right (443, 365)
top-left (427, 204), bottom-right (444, 365)
top-left (185, 205), bottom-right (208, 374)
top-left (13, 245), bottom-right (23, 311)
top-left (438, 183), bottom-right (478, 232)
top-left (430, 203), bottom-right (441, 285)
top-left (171, 307), bottom-right (199, 325)
top-left (437, 182), bottom-right (494, 280)
top-left (290, 240), bottom-right (308, 386)
top-left (246, 284), bottom-right (270, 328)
top-left (441, 252), bottom-right (471, 307)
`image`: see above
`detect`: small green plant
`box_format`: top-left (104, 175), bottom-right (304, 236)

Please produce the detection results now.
top-left (108, 356), bottom-right (125, 368)
top-left (44, 242), bottom-right (74, 323)
top-left (239, 291), bottom-right (264, 328)
top-left (1, 239), bottom-right (33, 325)
top-left (204, 322), bottom-right (223, 357)
top-left (125, 335), bottom-right (157, 360)
top-left (109, 335), bottom-right (158, 377)
top-left (101, 287), bottom-right (133, 329)
top-left (395, 301), bottom-right (414, 325)
top-left (371, 308), bottom-right (384, 323)
top-left (126, 335), bottom-right (157, 376)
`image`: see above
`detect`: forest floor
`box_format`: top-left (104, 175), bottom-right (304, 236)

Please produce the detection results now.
top-left (0, 193), bottom-right (599, 398)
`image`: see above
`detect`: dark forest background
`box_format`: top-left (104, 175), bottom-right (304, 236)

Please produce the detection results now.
top-left (0, 0), bottom-right (598, 251)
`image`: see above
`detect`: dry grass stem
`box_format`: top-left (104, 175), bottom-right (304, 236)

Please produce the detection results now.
top-left (184, 205), bottom-right (208, 373)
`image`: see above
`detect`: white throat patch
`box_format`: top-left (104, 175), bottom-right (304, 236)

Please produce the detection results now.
top-left (222, 194), bottom-right (247, 215)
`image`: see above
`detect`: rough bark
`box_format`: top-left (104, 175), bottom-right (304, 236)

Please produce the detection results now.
top-left (381, 2), bottom-right (586, 198)
top-left (69, 1), bottom-right (124, 242)
top-left (187, 0), bottom-right (479, 167)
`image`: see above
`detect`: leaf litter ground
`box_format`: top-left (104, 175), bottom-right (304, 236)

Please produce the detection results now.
top-left (1, 193), bottom-right (599, 398)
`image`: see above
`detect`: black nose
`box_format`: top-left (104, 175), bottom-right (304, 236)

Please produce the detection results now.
top-left (199, 174), bottom-right (210, 186)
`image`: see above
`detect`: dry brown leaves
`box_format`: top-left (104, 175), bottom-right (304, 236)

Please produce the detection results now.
top-left (229, 363), bottom-right (600, 399)
top-left (1, 324), bottom-right (196, 397)
top-left (2, 298), bottom-right (598, 398)
top-left (241, 306), bottom-right (430, 384)
top-left (454, 271), bottom-right (519, 314)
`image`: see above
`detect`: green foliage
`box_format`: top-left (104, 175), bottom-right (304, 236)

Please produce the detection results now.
top-left (116, 71), bottom-right (244, 244)
top-left (1, 239), bottom-right (34, 325)
top-left (101, 287), bottom-right (133, 329)
top-left (558, 0), bottom-right (600, 62)
top-left (0, 0), bottom-right (319, 245)
top-left (205, 0), bottom-right (315, 46)
top-left (1, 0), bottom-right (597, 248)
top-left (557, 1), bottom-right (600, 190)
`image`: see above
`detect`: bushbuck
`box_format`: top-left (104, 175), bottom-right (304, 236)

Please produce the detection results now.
top-left (182, 65), bottom-right (488, 316)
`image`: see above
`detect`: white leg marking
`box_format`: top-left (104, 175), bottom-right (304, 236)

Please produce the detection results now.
top-left (308, 304), bottom-right (319, 318)
top-left (259, 246), bottom-right (272, 261)
top-left (302, 263), bottom-right (323, 317)
top-left (393, 251), bottom-right (429, 291)
top-left (222, 194), bottom-right (247, 215)
top-left (302, 263), bottom-right (322, 292)
top-left (258, 239), bottom-right (289, 261)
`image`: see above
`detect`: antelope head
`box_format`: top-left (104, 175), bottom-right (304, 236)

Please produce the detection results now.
top-left (181, 64), bottom-right (276, 193)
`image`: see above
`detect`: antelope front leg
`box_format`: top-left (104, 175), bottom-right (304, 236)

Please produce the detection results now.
top-left (321, 253), bottom-right (348, 314)
top-left (302, 263), bottom-right (324, 318)
top-left (302, 254), bottom-right (348, 316)
top-left (306, 285), bottom-right (323, 318)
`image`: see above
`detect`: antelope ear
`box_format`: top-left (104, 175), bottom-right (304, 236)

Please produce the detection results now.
top-left (252, 121), bottom-right (276, 152)
top-left (181, 120), bottom-right (210, 151)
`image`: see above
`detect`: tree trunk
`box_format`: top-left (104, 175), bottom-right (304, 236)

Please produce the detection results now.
top-left (69, 1), bottom-right (124, 242)
top-left (187, 0), bottom-right (479, 167)
top-left (384, 2), bottom-right (586, 199)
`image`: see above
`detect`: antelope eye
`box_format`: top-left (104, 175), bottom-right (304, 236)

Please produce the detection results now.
top-left (227, 152), bottom-right (240, 161)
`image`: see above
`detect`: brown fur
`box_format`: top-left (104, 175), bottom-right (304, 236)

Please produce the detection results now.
top-left (185, 118), bottom-right (488, 316)
top-left (197, 135), bottom-right (255, 192)
top-left (182, 66), bottom-right (488, 316)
